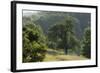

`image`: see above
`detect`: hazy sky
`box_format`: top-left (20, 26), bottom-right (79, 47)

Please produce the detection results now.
top-left (23, 10), bottom-right (39, 16)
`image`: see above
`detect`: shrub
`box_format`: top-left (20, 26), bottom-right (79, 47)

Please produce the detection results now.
top-left (23, 24), bottom-right (47, 62)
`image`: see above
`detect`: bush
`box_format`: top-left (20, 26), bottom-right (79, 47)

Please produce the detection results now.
top-left (23, 23), bottom-right (47, 62)
top-left (82, 27), bottom-right (91, 58)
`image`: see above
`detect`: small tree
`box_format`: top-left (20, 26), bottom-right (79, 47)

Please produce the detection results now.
top-left (23, 23), bottom-right (47, 62)
top-left (82, 27), bottom-right (91, 58)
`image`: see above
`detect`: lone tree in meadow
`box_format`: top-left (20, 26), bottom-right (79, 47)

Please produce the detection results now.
top-left (48, 16), bottom-right (79, 54)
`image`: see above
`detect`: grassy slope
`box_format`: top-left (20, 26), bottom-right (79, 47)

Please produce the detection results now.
top-left (43, 49), bottom-right (88, 62)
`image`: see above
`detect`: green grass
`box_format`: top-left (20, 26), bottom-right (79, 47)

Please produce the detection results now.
top-left (43, 48), bottom-right (88, 62)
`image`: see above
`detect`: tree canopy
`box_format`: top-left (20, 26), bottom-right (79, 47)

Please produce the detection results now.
top-left (47, 16), bottom-right (79, 54)
top-left (23, 23), bottom-right (47, 62)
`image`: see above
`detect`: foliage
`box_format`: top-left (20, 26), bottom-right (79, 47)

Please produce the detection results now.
top-left (82, 27), bottom-right (91, 58)
top-left (23, 23), bottom-right (47, 62)
top-left (48, 16), bottom-right (80, 54)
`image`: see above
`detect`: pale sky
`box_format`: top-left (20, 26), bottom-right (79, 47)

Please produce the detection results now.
top-left (23, 10), bottom-right (39, 16)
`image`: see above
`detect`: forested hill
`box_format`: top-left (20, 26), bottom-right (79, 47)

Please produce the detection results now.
top-left (23, 11), bottom-right (90, 39)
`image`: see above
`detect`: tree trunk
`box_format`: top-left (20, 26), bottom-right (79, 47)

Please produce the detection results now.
top-left (64, 47), bottom-right (68, 54)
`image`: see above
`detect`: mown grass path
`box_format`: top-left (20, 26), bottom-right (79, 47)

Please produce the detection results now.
top-left (43, 49), bottom-right (88, 62)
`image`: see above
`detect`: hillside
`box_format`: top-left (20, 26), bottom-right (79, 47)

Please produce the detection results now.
top-left (23, 11), bottom-right (90, 39)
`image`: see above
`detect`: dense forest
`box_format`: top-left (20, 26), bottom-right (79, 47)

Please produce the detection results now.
top-left (22, 11), bottom-right (91, 63)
